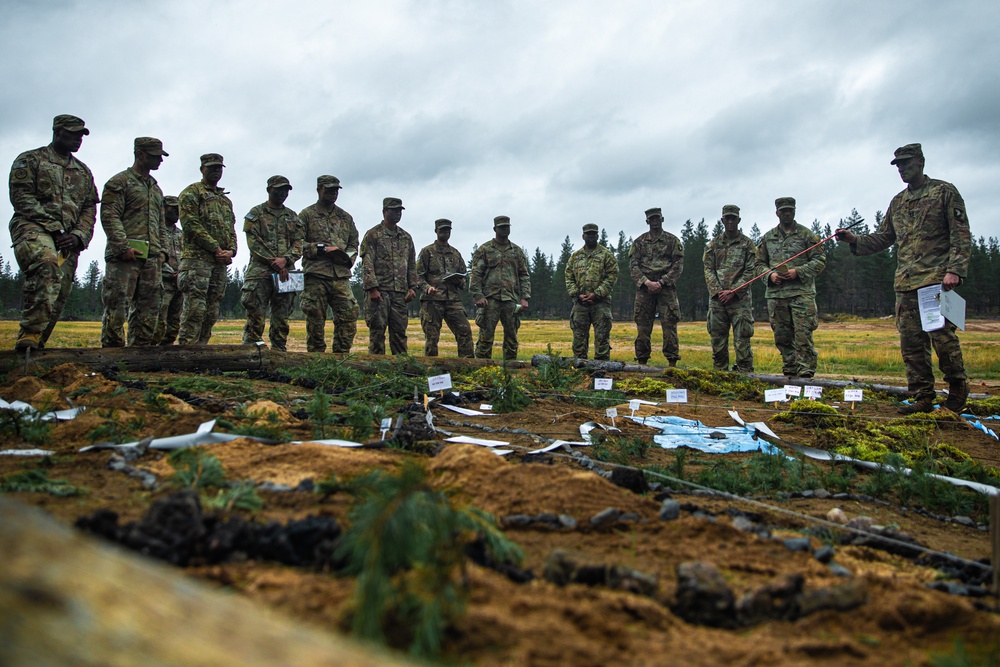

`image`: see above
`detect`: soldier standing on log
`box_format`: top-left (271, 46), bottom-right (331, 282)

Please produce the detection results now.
top-left (629, 207), bottom-right (683, 366)
top-left (704, 204), bottom-right (758, 373)
top-left (416, 218), bottom-right (474, 357)
top-left (154, 196), bottom-right (184, 345)
top-left (470, 216), bottom-right (531, 360)
top-left (565, 223), bottom-right (618, 360)
top-left (360, 197), bottom-right (417, 355)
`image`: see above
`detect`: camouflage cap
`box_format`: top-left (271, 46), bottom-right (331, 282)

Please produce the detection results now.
top-left (267, 175), bottom-right (292, 190)
top-left (645, 207), bottom-right (663, 220)
top-left (200, 153), bottom-right (225, 167)
top-left (722, 204), bottom-right (740, 218)
top-left (52, 114), bottom-right (89, 135)
top-left (775, 197), bottom-right (796, 211)
top-left (493, 215), bottom-right (511, 227)
top-left (134, 137), bottom-right (168, 156)
top-left (316, 175), bottom-right (342, 189)
top-left (435, 218), bottom-right (453, 230)
top-left (582, 223), bottom-right (599, 233)
top-left (163, 195), bottom-right (179, 207)
top-left (383, 197), bottom-right (405, 209)
top-left (890, 143), bottom-right (923, 165)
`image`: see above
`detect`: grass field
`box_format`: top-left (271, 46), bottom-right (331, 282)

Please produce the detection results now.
top-left (3, 317), bottom-right (999, 382)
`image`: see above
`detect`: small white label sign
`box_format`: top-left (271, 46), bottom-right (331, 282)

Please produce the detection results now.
top-left (628, 399), bottom-right (641, 413)
top-left (844, 389), bottom-right (864, 402)
top-left (803, 385), bottom-right (823, 400)
top-left (666, 389), bottom-right (688, 403)
top-left (428, 373), bottom-right (452, 392)
top-left (479, 404), bottom-right (493, 411)
top-left (765, 388), bottom-right (788, 403)
top-left (605, 407), bottom-right (618, 418)
top-left (594, 378), bottom-right (613, 391)
top-left (784, 384), bottom-right (802, 397)
top-left (380, 417), bottom-right (393, 430)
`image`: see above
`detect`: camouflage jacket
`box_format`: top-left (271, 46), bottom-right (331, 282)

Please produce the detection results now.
top-left (299, 203), bottom-right (358, 280)
top-left (629, 230), bottom-right (684, 288)
top-left (756, 222), bottom-right (826, 298)
top-left (703, 232), bottom-right (757, 299)
top-left (360, 222), bottom-right (417, 293)
top-left (417, 242), bottom-right (468, 302)
top-left (100, 167), bottom-right (166, 261)
top-left (565, 244), bottom-right (618, 302)
top-left (8, 144), bottom-right (98, 248)
top-left (161, 223), bottom-right (182, 278)
top-left (852, 177), bottom-right (971, 292)
top-left (470, 239), bottom-right (531, 302)
top-left (179, 181), bottom-right (237, 261)
top-left (242, 202), bottom-right (303, 281)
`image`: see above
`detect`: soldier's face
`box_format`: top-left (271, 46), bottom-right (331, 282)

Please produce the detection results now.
top-left (436, 227), bottom-right (451, 243)
top-left (53, 129), bottom-right (85, 155)
top-left (583, 231), bottom-right (598, 248)
top-left (319, 186), bottom-right (339, 206)
top-left (139, 150), bottom-right (163, 171)
top-left (268, 185), bottom-right (290, 207)
top-left (384, 207), bottom-right (403, 224)
top-left (494, 226), bottom-right (510, 242)
top-left (895, 157), bottom-right (924, 184)
top-left (201, 164), bottom-right (224, 186)
top-left (776, 208), bottom-right (795, 225)
top-left (165, 206), bottom-right (179, 224)
top-left (723, 216), bottom-right (740, 234)
top-left (646, 215), bottom-right (663, 232)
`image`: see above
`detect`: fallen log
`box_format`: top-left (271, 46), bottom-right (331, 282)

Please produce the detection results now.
top-left (530, 354), bottom-right (662, 374)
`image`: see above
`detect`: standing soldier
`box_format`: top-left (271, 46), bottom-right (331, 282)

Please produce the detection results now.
top-left (629, 207), bottom-right (684, 366)
top-left (99, 137), bottom-right (169, 347)
top-left (565, 223), bottom-right (618, 360)
top-left (470, 216), bottom-right (531, 360)
top-left (704, 205), bottom-right (758, 373)
top-left (240, 175), bottom-right (303, 352)
top-left (299, 175), bottom-right (359, 353)
top-left (360, 198), bottom-right (417, 355)
top-left (836, 144), bottom-right (971, 414)
top-left (177, 153), bottom-right (237, 346)
top-left (154, 195), bottom-right (184, 345)
top-left (756, 197), bottom-right (826, 379)
top-left (416, 218), bottom-right (474, 357)
top-left (9, 114), bottom-right (99, 351)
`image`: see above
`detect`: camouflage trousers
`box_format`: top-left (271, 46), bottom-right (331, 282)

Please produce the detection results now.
top-left (767, 295), bottom-right (818, 377)
top-left (474, 298), bottom-right (521, 360)
top-left (100, 258), bottom-right (163, 347)
top-left (300, 275), bottom-right (358, 353)
top-left (707, 298), bottom-right (754, 372)
top-left (420, 299), bottom-right (474, 357)
top-left (633, 286), bottom-right (680, 363)
top-left (154, 275), bottom-right (183, 346)
top-left (896, 290), bottom-right (967, 401)
top-left (13, 228), bottom-right (79, 346)
top-left (240, 277), bottom-right (295, 352)
top-left (177, 259), bottom-right (228, 346)
top-left (570, 299), bottom-right (613, 360)
top-left (365, 290), bottom-right (409, 355)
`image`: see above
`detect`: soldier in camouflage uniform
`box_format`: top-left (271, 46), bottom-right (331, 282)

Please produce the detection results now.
top-left (8, 115), bottom-right (99, 351)
top-left (756, 197), bottom-right (826, 379)
top-left (177, 153), bottom-right (238, 345)
top-left (416, 218), bottom-right (474, 357)
top-left (360, 198), bottom-right (417, 355)
top-left (299, 175), bottom-right (359, 353)
top-left (470, 216), bottom-right (531, 360)
top-left (240, 176), bottom-right (303, 352)
top-left (629, 207), bottom-right (684, 366)
top-left (836, 144), bottom-right (971, 414)
top-left (565, 223), bottom-right (618, 360)
top-left (154, 196), bottom-right (184, 345)
top-left (99, 137), bottom-right (169, 348)
top-left (704, 204), bottom-right (757, 372)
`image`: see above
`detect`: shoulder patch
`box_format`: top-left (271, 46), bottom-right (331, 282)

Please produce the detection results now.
top-left (13, 168), bottom-right (28, 180)
top-left (11, 159), bottom-right (27, 170)
top-left (245, 212), bottom-right (257, 221)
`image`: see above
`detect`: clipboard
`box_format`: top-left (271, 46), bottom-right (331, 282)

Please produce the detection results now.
top-left (272, 271), bottom-right (305, 293)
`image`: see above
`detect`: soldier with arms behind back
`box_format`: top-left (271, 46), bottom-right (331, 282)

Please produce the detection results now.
top-left (360, 198), bottom-right (417, 355)
top-left (416, 218), bottom-right (474, 357)
top-left (470, 216), bottom-right (531, 360)
top-left (704, 204), bottom-right (757, 372)
top-left (630, 207), bottom-right (684, 366)
top-left (154, 196), bottom-right (183, 345)
top-left (565, 223), bottom-right (618, 360)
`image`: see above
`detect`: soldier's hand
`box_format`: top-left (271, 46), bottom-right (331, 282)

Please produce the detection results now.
top-left (405, 288), bottom-right (416, 303)
top-left (55, 233), bottom-right (80, 253)
top-left (427, 286), bottom-right (440, 296)
top-left (324, 245), bottom-right (340, 254)
top-left (769, 272), bottom-right (782, 285)
top-left (475, 298), bottom-right (487, 308)
top-left (214, 248), bottom-right (233, 264)
top-left (118, 247), bottom-right (137, 261)
top-left (272, 257), bottom-right (287, 270)
top-left (644, 279), bottom-right (662, 294)
top-left (369, 288), bottom-right (382, 302)
top-left (520, 298), bottom-right (529, 312)
top-left (835, 228), bottom-right (857, 244)
top-left (779, 268), bottom-right (798, 281)
top-left (278, 268), bottom-right (290, 282)
top-left (942, 272), bottom-right (961, 291)
top-left (718, 290), bottom-right (735, 305)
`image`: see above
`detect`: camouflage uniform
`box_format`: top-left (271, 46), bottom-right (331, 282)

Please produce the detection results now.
top-left (703, 219), bottom-right (757, 372)
top-left (850, 148), bottom-right (970, 402)
top-left (154, 200), bottom-right (183, 346)
top-left (360, 208), bottom-right (417, 355)
top-left (565, 234), bottom-right (618, 360)
top-left (629, 219), bottom-right (684, 364)
top-left (756, 199), bottom-right (826, 378)
top-left (299, 187), bottom-right (359, 353)
top-left (470, 223), bottom-right (531, 360)
top-left (99, 159), bottom-right (167, 348)
top-left (240, 195), bottom-right (303, 352)
top-left (177, 156), bottom-right (238, 345)
top-left (416, 223), bottom-right (474, 357)
top-left (8, 120), bottom-right (99, 348)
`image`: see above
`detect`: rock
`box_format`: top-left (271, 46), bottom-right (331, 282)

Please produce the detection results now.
top-left (800, 490), bottom-right (814, 499)
top-left (927, 581), bottom-right (969, 596)
top-left (813, 545), bottom-right (835, 563)
top-left (609, 467), bottom-right (649, 494)
top-left (659, 499), bottom-right (681, 521)
top-left (952, 516), bottom-right (977, 528)
top-left (798, 578), bottom-right (867, 614)
top-left (502, 514), bottom-right (533, 527)
top-left (558, 514), bottom-right (578, 529)
top-left (671, 561), bottom-right (737, 628)
top-left (731, 516), bottom-right (755, 532)
top-left (813, 488), bottom-right (831, 499)
top-left (257, 481), bottom-right (293, 492)
top-left (618, 512), bottom-right (640, 523)
top-left (782, 537), bottom-right (811, 553)
top-left (826, 508), bottom-right (848, 524)
top-left (543, 549), bottom-right (657, 597)
top-left (845, 516), bottom-right (874, 532)
top-left (828, 563), bottom-right (852, 577)
top-left (589, 507), bottom-right (622, 527)
top-left (736, 574), bottom-right (804, 625)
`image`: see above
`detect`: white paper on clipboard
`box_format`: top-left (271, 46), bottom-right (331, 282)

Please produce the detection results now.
top-left (273, 271), bottom-right (305, 293)
top-left (940, 289), bottom-right (966, 331)
top-left (917, 284), bottom-right (945, 332)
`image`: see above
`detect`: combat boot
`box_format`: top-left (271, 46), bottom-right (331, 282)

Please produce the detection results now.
top-left (14, 332), bottom-right (40, 351)
top-left (896, 398), bottom-right (934, 415)
top-left (942, 381), bottom-right (969, 413)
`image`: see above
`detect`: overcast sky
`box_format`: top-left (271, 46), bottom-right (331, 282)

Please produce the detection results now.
top-left (2, 0), bottom-right (998, 278)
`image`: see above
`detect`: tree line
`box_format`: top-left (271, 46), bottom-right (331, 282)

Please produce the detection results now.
top-left (2, 209), bottom-right (998, 322)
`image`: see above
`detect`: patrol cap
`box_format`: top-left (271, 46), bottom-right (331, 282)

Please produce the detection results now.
top-left (267, 175), bottom-right (292, 190)
top-left (200, 153), bottom-right (225, 167)
top-left (493, 215), bottom-right (511, 227)
top-left (775, 197), bottom-right (796, 211)
top-left (52, 114), bottom-right (89, 135)
top-left (435, 218), bottom-right (453, 230)
top-left (891, 143), bottom-right (923, 165)
top-left (722, 204), bottom-right (740, 218)
top-left (134, 137), bottom-right (168, 156)
top-left (645, 207), bottom-right (663, 220)
top-left (317, 175), bottom-right (342, 189)
top-left (383, 197), bottom-right (404, 209)
top-left (582, 223), bottom-right (599, 233)
top-left (163, 195), bottom-right (179, 207)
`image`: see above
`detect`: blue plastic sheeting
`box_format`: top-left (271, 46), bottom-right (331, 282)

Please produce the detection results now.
top-left (631, 415), bottom-right (781, 455)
